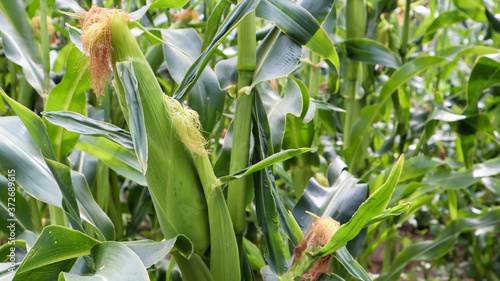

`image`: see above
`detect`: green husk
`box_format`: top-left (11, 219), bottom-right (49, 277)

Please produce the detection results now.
top-left (106, 11), bottom-right (210, 254)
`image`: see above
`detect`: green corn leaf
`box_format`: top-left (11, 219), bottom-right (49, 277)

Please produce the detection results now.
top-left (76, 135), bottom-right (146, 185)
top-left (0, 89), bottom-right (84, 231)
top-left (0, 2), bottom-right (47, 94)
top-left (376, 208), bottom-right (500, 281)
top-left (0, 117), bottom-right (61, 207)
top-left (252, 93), bottom-right (290, 275)
top-left (0, 176), bottom-right (35, 235)
top-left (452, 0), bottom-right (487, 22)
top-left (13, 226), bottom-right (99, 281)
top-left (464, 54), bottom-right (500, 115)
top-left (59, 242), bottom-right (149, 281)
top-left (255, 0), bottom-right (339, 71)
top-left (121, 235), bottom-right (193, 269)
top-left (257, 79), bottom-right (304, 152)
top-left (44, 46), bottom-right (89, 161)
top-left (43, 111), bottom-right (133, 149)
top-left (364, 203), bottom-right (411, 227)
top-left (417, 10), bottom-right (468, 44)
top-left (202, 0), bottom-right (231, 51)
top-left (219, 148), bottom-right (313, 183)
top-left (0, 88), bottom-right (56, 160)
top-left (292, 155), bottom-right (367, 231)
top-left (150, 0), bottom-right (190, 9)
top-left (71, 171), bottom-right (114, 241)
top-left (314, 156), bottom-right (404, 257)
top-left (334, 247), bottom-right (372, 281)
top-left (341, 38), bottom-right (401, 68)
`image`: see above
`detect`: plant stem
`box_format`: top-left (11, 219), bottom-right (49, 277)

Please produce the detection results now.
top-left (308, 53), bottom-right (320, 96)
top-left (400, 0), bottom-right (411, 62)
top-left (343, 0), bottom-right (365, 156)
top-left (40, 0), bottom-right (51, 103)
top-left (228, 7), bottom-right (256, 238)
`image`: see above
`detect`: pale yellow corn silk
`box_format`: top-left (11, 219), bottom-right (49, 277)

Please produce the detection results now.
top-left (80, 6), bottom-right (128, 99)
top-left (163, 96), bottom-right (209, 156)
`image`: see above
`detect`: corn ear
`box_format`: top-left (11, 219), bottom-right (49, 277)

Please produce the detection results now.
top-left (105, 11), bottom-right (210, 254)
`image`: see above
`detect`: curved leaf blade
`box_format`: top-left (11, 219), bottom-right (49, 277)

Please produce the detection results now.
top-left (256, 0), bottom-right (339, 71)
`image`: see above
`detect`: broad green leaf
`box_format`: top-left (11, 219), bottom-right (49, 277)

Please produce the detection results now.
top-left (71, 171), bottom-right (114, 241)
top-left (252, 94), bottom-right (289, 275)
top-left (0, 1), bottom-right (47, 94)
top-left (116, 61), bottom-right (148, 173)
top-left (214, 57), bottom-right (238, 93)
top-left (13, 226), bottom-right (99, 281)
top-left (452, 0), bottom-right (487, 22)
top-left (161, 29), bottom-right (225, 133)
top-left (454, 114), bottom-right (494, 135)
top-left (314, 156), bottom-right (404, 257)
top-left (43, 111), bottom-right (133, 149)
top-left (121, 235), bottom-right (193, 269)
top-left (219, 148), bottom-right (313, 183)
top-left (418, 10), bottom-right (469, 44)
top-left (0, 88), bottom-right (56, 160)
top-left (430, 103), bottom-right (466, 122)
top-left (54, 0), bottom-right (82, 12)
top-left (399, 156), bottom-right (442, 182)
top-left (66, 24), bottom-right (83, 52)
top-left (464, 54), bottom-right (500, 115)
top-left (341, 39), bottom-right (401, 68)
top-left (376, 208), bottom-right (500, 281)
top-left (44, 46), bottom-right (89, 160)
top-left (0, 117), bottom-right (111, 237)
top-left (298, 0), bottom-right (335, 24)
top-left (255, 0), bottom-right (339, 71)
top-left (292, 155), bottom-right (367, 232)
top-left (258, 80), bottom-right (303, 152)
top-left (364, 203), bottom-right (411, 227)
top-left (482, 177), bottom-right (500, 200)
top-left (334, 247), bottom-right (371, 281)
top-left (0, 116), bottom-right (61, 206)
top-left (59, 242), bottom-right (149, 281)
top-left (427, 169), bottom-right (479, 190)
top-left (173, 0), bottom-right (260, 100)
top-left (485, 1), bottom-right (500, 32)
top-left (214, 27), bottom-right (302, 92)
top-left (251, 28), bottom-right (302, 88)
top-left (44, 159), bottom-right (81, 230)
top-left (345, 56), bottom-right (445, 167)
top-left (0, 239), bottom-right (28, 263)
top-left (150, 0), bottom-right (190, 9)
top-left (202, 0), bottom-right (231, 51)
top-left (0, 175), bottom-right (35, 235)
top-left (473, 157), bottom-right (500, 177)
top-left (0, 97), bottom-right (82, 230)
top-left (75, 136), bottom-right (146, 185)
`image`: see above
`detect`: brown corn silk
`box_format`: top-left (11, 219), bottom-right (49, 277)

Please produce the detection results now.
top-left (294, 217), bottom-right (340, 281)
top-left (80, 7), bottom-right (127, 99)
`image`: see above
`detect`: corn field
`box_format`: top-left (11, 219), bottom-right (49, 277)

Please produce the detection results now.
top-left (0, 0), bottom-right (499, 280)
